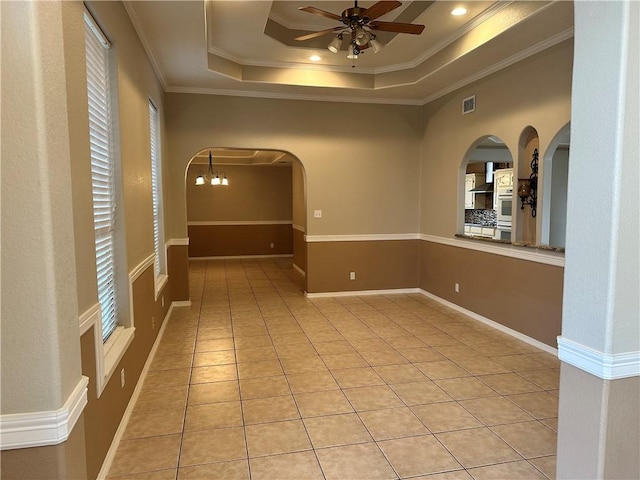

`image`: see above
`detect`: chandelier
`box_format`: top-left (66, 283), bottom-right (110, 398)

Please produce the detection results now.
top-left (195, 150), bottom-right (228, 186)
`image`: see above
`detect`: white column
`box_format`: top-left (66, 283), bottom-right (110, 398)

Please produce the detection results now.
top-left (557, 1), bottom-right (639, 478)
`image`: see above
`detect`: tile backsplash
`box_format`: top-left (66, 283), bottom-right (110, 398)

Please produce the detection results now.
top-left (465, 209), bottom-right (497, 226)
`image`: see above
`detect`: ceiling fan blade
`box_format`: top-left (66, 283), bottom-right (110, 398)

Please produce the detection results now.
top-left (362, 1), bottom-right (402, 21)
top-left (298, 6), bottom-right (342, 22)
top-left (368, 21), bottom-right (425, 34)
top-left (294, 26), bottom-right (344, 42)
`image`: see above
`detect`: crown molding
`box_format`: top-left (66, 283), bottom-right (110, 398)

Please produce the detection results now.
top-left (165, 86), bottom-right (423, 106)
top-left (421, 27), bottom-right (574, 105)
top-left (122, 1), bottom-right (167, 90)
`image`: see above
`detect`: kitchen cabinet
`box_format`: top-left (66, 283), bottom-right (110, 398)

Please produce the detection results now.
top-left (464, 224), bottom-right (496, 238)
top-left (464, 173), bottom-right (485, 209)
top-left (495, 169), bottom-right (513, 188)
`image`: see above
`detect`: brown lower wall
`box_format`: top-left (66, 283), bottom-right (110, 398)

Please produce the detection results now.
top-left (168, 244), bottom-right (189, 302)
top-left (419, 239), bottom-right (563, 347)
top-left (292, 228), bottom-right (306, 274)
top-left (80, 265), bottom-right (171, 480)
top-left (188, 224), bottom-right (293, 257)
top-left (1, 416), bottom-right (87, 480)
top-left (306, 240), bottom-right (420, 293)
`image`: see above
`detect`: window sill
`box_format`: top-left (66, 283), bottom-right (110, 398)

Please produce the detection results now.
top-left (154, 273), bottom-right (169, 300)
top-left (102, 325), bottom-right (135, 392)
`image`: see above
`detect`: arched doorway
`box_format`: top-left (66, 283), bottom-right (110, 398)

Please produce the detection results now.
top-left (184, 147), bottom-right (308, 288)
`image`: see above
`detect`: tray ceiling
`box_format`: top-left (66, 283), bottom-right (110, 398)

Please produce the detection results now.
top-left (124, 0), bottom-right (574, 104)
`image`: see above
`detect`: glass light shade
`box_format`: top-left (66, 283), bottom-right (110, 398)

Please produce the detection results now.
top-left (211, 175), bottom-right (221, 186)
top-left (517, 179), bottom-right (531, 199)
top-left (328, 35), bottom-right (342, 53)
top-left (370, 36), bottom-right (384, 53)
top-left (195, 172), bottom-right (205, 185)
top-left (221, 176), bottom-right (229, 186)
top-left (355, 27), bottom-right (370, 46)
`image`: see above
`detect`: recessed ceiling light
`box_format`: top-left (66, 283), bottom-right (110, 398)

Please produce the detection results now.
top-left (309, 55), bottom-right (321, 62)
top-left (451, 7), bottom-right (467, 16)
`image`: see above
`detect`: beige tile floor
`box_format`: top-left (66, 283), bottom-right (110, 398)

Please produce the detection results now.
top-left (108, 258), bottom-right (559, 480)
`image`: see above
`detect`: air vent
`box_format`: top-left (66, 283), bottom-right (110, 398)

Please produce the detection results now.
top-left (462, 95), bottom-right (476, 115)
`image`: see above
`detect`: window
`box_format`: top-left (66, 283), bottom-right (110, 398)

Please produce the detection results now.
top-left (85, 11), bottom-right (120, 342)
top-left (149, 100), bottom-right (167, 292)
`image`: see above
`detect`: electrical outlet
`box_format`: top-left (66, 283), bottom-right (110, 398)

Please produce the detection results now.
top-left (120, 368), bottom-right (125, 388)
top-left (270, 242), bottom-right (274, 248)
top-left (152, 316), bottom-right (155, 329)
top-left (350, 271), bottom-right (356, 280)
top-left (455, 283), bottom-right (460, 293)
top-left (161, 296), bottom-right (165, 307)
top-left (314, 210), bottom-right (322, 218)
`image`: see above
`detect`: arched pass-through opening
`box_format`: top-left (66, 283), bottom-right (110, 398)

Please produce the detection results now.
top-left (460, 135), bottom-right (514, 241)
top-left (540, 122), bottom-right (570, 248)
top-left (183, 147), bottom-right (308, 289)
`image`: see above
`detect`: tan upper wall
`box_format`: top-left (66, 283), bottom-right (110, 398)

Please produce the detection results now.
top-left (419, 40), bottom-right (573, 237)
top-left (292, 160), bottom-right (306, 230)
top-left (164, 95), bottom-right (422, 239)
top-left (186, 164), bottom-right (292, 222)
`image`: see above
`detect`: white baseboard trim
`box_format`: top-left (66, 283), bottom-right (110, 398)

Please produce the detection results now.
top-left (557, 336), bottom-right (640, 380)
top-left (305, 288), bottom-right (420, 298)
top-left (1, 376), bottom-right (89, 450)
top-left (97, 302), bottom-right (174, 480)
top-left (189, 254), bottom-right (294, 260)
top-left (172, 300), bottom-right (192, 307)
top-left (293, 263), bottom-right (306, 277)
top-left (418, 289), bottom-right (558, 355)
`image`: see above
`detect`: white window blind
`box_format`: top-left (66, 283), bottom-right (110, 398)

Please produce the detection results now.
top-left (85, 12), bottom-right (118, 342)
top-left (149, 101), bottom-right (165, 280)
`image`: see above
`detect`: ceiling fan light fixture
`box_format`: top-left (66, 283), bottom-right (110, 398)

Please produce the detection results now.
top-left (327, 34), bottom-right (342, 53)
top-left (369, 34), bottom-right (384, 53)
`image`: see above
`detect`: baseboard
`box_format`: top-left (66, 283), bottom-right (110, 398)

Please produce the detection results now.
top-left (96, 303), bottom-right (174, 479)
top-left (293, 263), bottom-right (305, 277)
top-left (419, 289), bottom-right (558, 355)
top-left (305, 288), bottom-right (420, 298)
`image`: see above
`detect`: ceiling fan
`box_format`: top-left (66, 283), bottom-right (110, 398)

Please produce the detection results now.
top-left (294, 1), bottom-right (425, 59)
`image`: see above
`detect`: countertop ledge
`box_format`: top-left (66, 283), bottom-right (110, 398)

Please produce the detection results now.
top-left (455, 234), bottom-right (565, 252)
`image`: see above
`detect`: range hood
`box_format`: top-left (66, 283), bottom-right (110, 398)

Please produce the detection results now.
top-left (470, 162), bottom-right (494, 192)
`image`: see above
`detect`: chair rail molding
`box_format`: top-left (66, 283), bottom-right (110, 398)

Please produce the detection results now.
top-left (557, 336), bottom-right (640, 380)
top-left (0, 376), bottom-right (89, 450)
